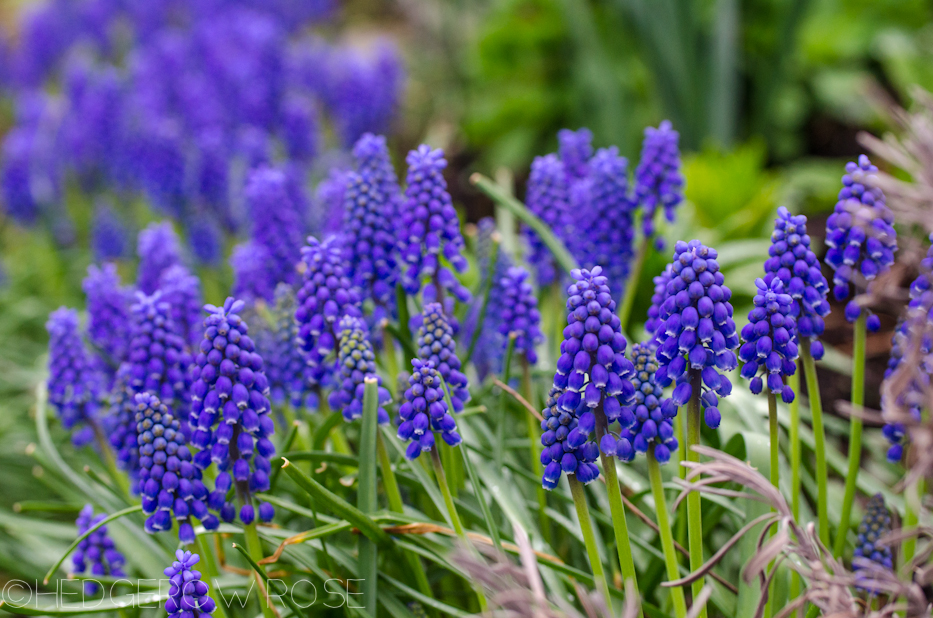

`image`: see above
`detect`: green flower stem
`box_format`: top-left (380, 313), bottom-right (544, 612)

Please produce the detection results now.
top-left (91, 421), bottom-right (129, 497)
top-left (594, 405), bottom-right (640, 602)
top-left (800, 339), bottom-right (829, 547)
top-left (834, 312), bottom-right (867, 558)
top-left (902, 470), bottom-right (924, 568)
top-left (496, 335), bottom-right (517, 470)
top-left (765, 391), bottom-right (780, 618)
top-left (521, 356), bottom-right (551, 545)
top-left (568, 475), bottom-right (612, 607)
top-left (243, 521), bottom-right (276, 618)
top-left (788, 370), bottom-right (801, 602)
top-left (647, 447), bottom-right (688, 618)
top-left (197, 533), bottom-right (230, 618)
top-left (618, 235), bottom-right (650, 332)
top-left (381, 322), bottom-right (400, 396)
top-left (686, 370), bottom-right (707, 618)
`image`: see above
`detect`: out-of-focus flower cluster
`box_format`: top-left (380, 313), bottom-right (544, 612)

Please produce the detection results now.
top-left (852, 493), bottom-right (894, 589)
top-left (72, 505), bottom-right (125, 595)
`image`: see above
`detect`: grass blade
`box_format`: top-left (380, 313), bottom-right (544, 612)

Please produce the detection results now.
top-left (358, 378), bottom-right (380, 616)
top-left (43, 504), bottom-right (142, 585)
top-left (231, 542), bottom-right (306, 618)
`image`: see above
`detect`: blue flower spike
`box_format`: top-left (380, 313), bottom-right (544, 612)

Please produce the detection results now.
top-left (634, 121), bottom-right (684, 248)
top-left (739, 278), bottom-right (799, 403)
top-left (616, 343), bottom-right (678, 463)
top-left (525, 154), bottom-right (571, 287)
top-left (396, 359), bottom-right (462, 460)
top-left (72, 505), bottom-right (126, 595)
top-left (540, 386), bottom-right (600, 490)
top-left (330, 315), bottom-right (392, 424)
top-left (417, 303), bottom-right (470, 411)
top-left (164, 550), bottom-right (217, 618)
top-left (852, 493), bottom-right (894, 592)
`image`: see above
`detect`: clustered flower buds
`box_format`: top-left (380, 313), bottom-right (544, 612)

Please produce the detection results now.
top-left (653, 240), bottom-right (739, 429)
top-left (82, 263), bottom-right (133, 374)
top-left (254, 284), bottom-right (317, 409)
top-left (824, 155), bottom-right (897, 332)
top-left (852, 493), bottom-right (893, 590)
top-left (739, 278), bottom-right (799, 403)
top-left (524, 154), bottom-right (571, 287)
top-left (136, 392), bottom-right (217, 543)
top-left (399, 145), bottom-right (470, 302)
top-left (764, 207), bottom-right (830, 360)
top-left (330, 316), bottom-right (391, 424)
top-left (189, 298), bottom-right (275, 526)
top-left (557, 128), bottom-right (593, 181)
top-left (158, 265), bottom-right (204, 350)
top-left (397, 359), bottom-right (461, 459)
top-left (645, 264), bottom-right (673, 339)
top-left (616, 343), bottom-right (678, 463)
top-left (634, 121), bottom-right (683, 246)
top-left (164, 550), bottom-right (217, 618)
top-left (244, 167), bottom-right (305, 295)
top-left (136, 222), bottom-right (182, 295)
top-left (417, 303), bottom-right (470, 411)
top-left (540, 386), bottom-right (600, 490)
top-left (497, 266), bottom-right (543, 365)
top-left (73, 505), bottom-right (126, 595)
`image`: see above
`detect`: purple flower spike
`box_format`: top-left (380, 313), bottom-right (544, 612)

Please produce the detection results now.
top-left (417, 303), bottom-right (470, 411)
top-left (539, 387), bottom-right (600, 489)
top-left (654, 240), bottom-right (739, 429)
top-left (73, 505), bottom-right (125, 595)
top-left (399, 145), bottom-right (470, 302)
top-left (158, 265), bottom-right (204, 350)
top-left (553, 267), bottom-right (636, 459)
top-left (164, 550), bottom-right (217, 618)
top-left (739, 278), bottom-right (799, 403)
top-left (136, 392), bottom-right (217, 542)
top-left (498, 266), bottom-right (544, 365)
top-left (852, 494), bottom-right (894, 591)
top-left (294, 236), bottom-right (362, 385)
top-left (396, 359), bottom-right (461, 459)
top-left (329, 316), bottom-right (391, 424)
top-left (764, 207), bottom-right (830, 360)
top-left (616, 343), bottom-right (678, 463)
top-left (91, 202), bottom-right (127, 262)
top-left (645, 264), bottom-right (674, 340)
top-left (557, 128), bottom-right (593, 181)
top-left (464, 218), bottom-right (513, 380)
top-left (245, 167), bottom-right (305, 293)
top-left (824, 155), bottom-right (897, 329)
top-left (525, 154), bottom-right (572, 286)
top-left (634, 121), bottom-right (684, 243)
top-left (189, 298), bottom-right (276, 526)
top-left (83, 263), bottom-right (134, 374)
top-left (137, 222), bottom-right (183, 295)
top-left (230, 242), bottom-right (275, 304)
top-left (46, 308), bottom-right (104, 448)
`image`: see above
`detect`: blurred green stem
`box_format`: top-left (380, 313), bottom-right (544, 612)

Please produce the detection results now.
top-left (197, 534), bottom-right (230, 618)
top-left (647, 447), bottom-right (688, 618)
top-left (686, 370), bottom-right (707, 618)
top-left (835, 313), bottom-right (866, 558)
top-left (765, 392), bottom-right (780, 618)
top-left (496, 335), bottom-right (516, 470)
top-left (800, 339), bottom-right (829, 547)
top-left (92, 421), bottom-right (129, 497)
top-left (244, 522), bottom-right (275, 618)
top-left (568, 476), bottom-right (612, 607)
top-left (521, 356), bottom-right (550, 545)
top-left (618, 236), bottom-right (650, 332)
top-left (788, 371), bottom-right (801, 602)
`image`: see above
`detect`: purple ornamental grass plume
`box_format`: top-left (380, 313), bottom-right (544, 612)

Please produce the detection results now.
top-left (136, 392), bottom-right (218, 543)
top-left (739, 278), bottom-right (799, 402)
top-left (164, 550), bottom-right (217, 618)
top-left (498, 266), bottom-right (543, 365)
top-left (72, 505), bottom-right (126, 595)
top-left (653, 240), bottom-right (739, 429)
top-left (540, 386), bottom-right (600, 490)
top-left (83, 263), bottom-right (134, 371)
top-left (230, 241), bottom-right (276, 303)
top-left (396, 359), bottom-right (462, 460)
top-left (417, 303), bottom-right (470, 411)
top-left (158, 264), bottom-right (204, 349)
top-left (189, 298), bottom-right (276, 525)
top-left (552, 267), bottom-right (636, 460)
top-left (254, 284), bottom-right (318, 409)
top-left (137, 222), bottom-right (183, 295)
top-left (329, 315), bottom-right (392, 423)
top-left (764, 207), bottom-right (831, 360)
top-left (91, 201), bottom-right (127, 261)
top-left (46, 307), bottom-right (104, 447)
top-left (824, 155), bottom-right (897, 332)
top-left (882, 235), bottom-right (933, 462)
top-left (525, 154), bottom-right (572, 287)
top-left (294, 236), bottom-right (363, 385)
top-left (399, 145), bottom-right (471, 303)
top-left (634, 121), bottom-right (684, 246)
top-left (246, 167), bottom-right (305, 289)
top-left (616, 342), bottom-right (678, 463)
top-left (557, 128), bottom-right (593, 181)
top-left (576, 147), bottom-right (636, 297)
top-left (109, 292), bottom-right (193, 474)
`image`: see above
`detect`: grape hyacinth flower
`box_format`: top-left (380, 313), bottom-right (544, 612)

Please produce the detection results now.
top-left (525, 154), bottom-right (571, 287)
top-left (824, 155), bottom-right (897, 332)
top-left (852, 493), bottom-right (894, 589)
top-left (399, 145), bottom-right (470, 303)
top-left (653, 240), bottom-right (739, 429)
top-left (72, 505), bottom-right (126, 595)
top-left (137, 222), bottom-right (183, 295)
top-left (91, 202), bottom-right (127, 262)
top-left (417, 303), bottom-right (470, 411)
top-left (329, 316), bottom-right (391, 423)
top-left (353, 133), bottom-right (404, 225)
top-left (645, 264), bottom-right (673, 339)
top-left (136, 392), bottom-right (217, 543)
top-left (187, 216), bottom-right (222, 266)
top-left (245, 167), bottom-right (304, 289)
top-left (189, 298), bottom-right (275, 525)
top-left (576, 147), bottom-right (636, 297)
top-left (615, 343), bottom-right (678, 463)
top-left (164, 550), bottom-right (217, 618)
top-left (464, 217), bottom-right (511, 380)
top-left (254, 284), bottom-right (318, 409)
top-left (109, 293), bottom-right (193, 475)
top-left (294, 236), bottom-right (362, 384)
top-left (739, 278), bottom-right (799, 403)
top-left (396, 359), bottom-right (462, 459)
top-left (230, 242), bottom-right (276, 303)
top-left (498, 267), bottom-right (543, 365)
top-left (763, 207), bottom-right (831, 360)
top-left (83, 263), bottom-right (133, 371)
top-left (557, 128), bottom-right (593, 181)
top-left (540, 386), bottom-right (600, 490)
top-left (47, 308), bottom-right (104, 447)
top-left (552, 267), bottom-right (636, 457)
top-left (634, 121), bottom-right (684, 247)
top-left (314, 168), bottom-right (349, 235)
top-left (159, 265), bottom-right (204, 349)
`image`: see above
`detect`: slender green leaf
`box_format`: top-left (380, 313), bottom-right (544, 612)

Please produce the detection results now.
top-left (231, 543), bottom-right (306, 618)
top-left (0, 589), bottom-right (169, 615)
top-left (358, 379), bottom-right (380, 616)
top-left (43, 505), bottom-right (142, 585)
